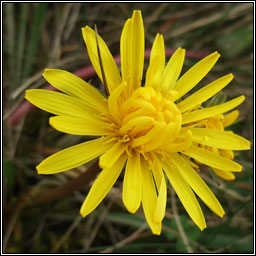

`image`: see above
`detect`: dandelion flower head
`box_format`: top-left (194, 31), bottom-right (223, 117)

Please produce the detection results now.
top-left (25, 10), bottom-right (250, 235)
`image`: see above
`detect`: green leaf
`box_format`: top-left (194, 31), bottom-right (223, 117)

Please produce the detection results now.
top-left (16, 3), bottom-right (29, 85)
top-left (216, 26), bottom-right (253, 58)
top-left (164, 215), bottom-right (201, 252)
top-left (105, 212), bottom-right (145, 228)
top-left (3, 158), bottom-right (16, 191)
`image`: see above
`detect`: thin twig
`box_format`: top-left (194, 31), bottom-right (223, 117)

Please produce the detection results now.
top-left (99, 223), bottom-right (149, 253)
top-left (32, 160), bottom-right (101, 205)
top-left (50, 3), bottom-right (72, 63)
top-left (84, 201), bottom-right (114, 250)
top-left (10, 70), bottom-right (43, 99)
top-left (200, 172), bottom-right (251, 202)
top-left (170, 188), bottom-right (193, 253)
top-left (94, 24), bottom-right (109, 96)
top-left (3, 200), bottom-right (25, 252)
top-left (162, 224), bottom-right (212, 253)
top-left (4, 3), bottom-right (15, 86)
top-left (165, 3), bottom-right (252, 39)
top-left (10, 117), bottom-right (25, 159)
top-left (63, 3), bottom-right (82, 41)
top-left (50, 215), bottom-right (83, 253)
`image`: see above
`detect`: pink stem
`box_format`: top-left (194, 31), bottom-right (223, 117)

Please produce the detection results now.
top-left (9, 49), bottom-right (208, 127)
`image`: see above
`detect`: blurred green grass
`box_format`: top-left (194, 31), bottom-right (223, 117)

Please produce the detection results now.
top-left (3, 3), bottom-right (253, 253)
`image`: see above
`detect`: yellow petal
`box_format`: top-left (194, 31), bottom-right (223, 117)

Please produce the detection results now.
top-left (130, 10), bottom-right (144, 90)
top-left (182, 95), bottom-right (245, 124)
top-left (147, 153), bottom-right (167, 225)
top-left (171, 153), bottom-right (225, 217)
top-left (223, 110), bottom-right (239, 127)
top-left (145, 55), bottom-right (163, 88)
top-left (181, 155), bottom-right (200, 171)
top-left (80, 153), bottom-right (127, 217)
top-left (36, 137), bottom-right (113, 174)
top-left (82, 26), bottom-right (121, 94)
top-left (212, 168), bottom-right (236, 181)
top-left (131, 123), bottom-right (164, 148)
top-left (120, 10), bottom-right (144, 92)
top-left (150, 33), bottom-right (165, 65)
top-left (119, 116), bottom-right (155, 136)
top-left (99, 141), bottom-right (128, 169)
top-left (144, 120), bottom-right (181, 152)
top-left (178, 74), bottom-right (234, 113)
top-left (121, 97), bottom-right (156, 114)
top-left (108, 82), bottom-right (127, 124)
top-left (141, 158), bottom-right (161, 235)
top-left (159, 47), bottom-right (185, 95)
top-left (219, 148), bottom-right (234, 160)
top-left (148, 152), bottom-right (163, 189)
top-left (179, 127), bottom-right (251, 150)
top-left (154, 173), bottom-right (167, 225)
top-left (25, 89), bottom-right (99, 120)
top-left (145, 34), bottom-right (165, 88)
top-left (173, 52), bottom-right (220, 100)
top-left (120, 18), bottom-right (132, 85)
top-left (122, 153), bottom-right (142, 213)
top-left (49, 116), bottom-right (113, 136)
top-left (184, 145), bottom-right (242, 172)
top-left (42, 69), bottom-right (107, 113)
top-left (162, 160), bottom-right (206, 231)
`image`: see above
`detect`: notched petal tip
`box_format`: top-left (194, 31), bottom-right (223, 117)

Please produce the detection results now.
top-left (177, 46), bottom-right (185, 51)
top-left (24, 89), bottom-right (36, 102)
top-left (199, 224), bottom-right (207, 231)
top-left (246, 140), bottom-right (251, 149)
top-left (98, 159), bottom-right (106, 169)
top-left (213, 51), bottom-right (221, 58)
top-left (227, 176), bottom-right (235, 181)
top-left (125, 206), bottom-right (138, 214)
top-left (206, 51), bottom-right (221, 63)
top-left (228, 73), bottom-right (234, 79)
top-left (43, 68), bottom-right (61, 74)
top-left (80, 207), bottom-right (88, 218)
top-left (178, 47), bottom-right (186, 55)
top-left (219, 210), bottom-right (225, 218)
top-left (155, 33), bottom-right (162, 37)
top-left (24, 90), bottom-right (29, 100)
top-left (133, 9), bottom-right (142, 15)
top-left (48, 117), bottom-right (57, 130)
top-left (240, 95), bottom-right (246, 101)
top-left (132, 10), bottom-right (143, 23)
top-left (82, 25), bottom-right (90, 31)
top-left (152, 226), bottom-right (161, 236)
top-left (80, 211), bottom-right (86, 218)
top-left (42, 68), bottom-right (57, 79)
top-left (36, 162), bottom-right (52, 175)
top-left (81, 26), bottom-right (91, 39)
top-left (35, 164), bottom-right (43, 175)
top-left (43, 68), bottom-right (54, 72)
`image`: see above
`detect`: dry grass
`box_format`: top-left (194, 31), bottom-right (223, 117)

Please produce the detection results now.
top-left (3, 3), bottom-right (253, 253)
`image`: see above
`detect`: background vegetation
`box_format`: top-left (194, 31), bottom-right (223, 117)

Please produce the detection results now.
top-left (3, 2), bottom-right (253, 253)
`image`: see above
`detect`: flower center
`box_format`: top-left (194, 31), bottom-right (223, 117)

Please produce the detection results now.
top-left (117, 87), bottom-right (182, 152)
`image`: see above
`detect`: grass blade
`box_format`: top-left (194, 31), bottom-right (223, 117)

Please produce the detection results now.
top-left (4, 3), bottom-right (15, 87)
top-left (16, 3), bottom-right (29, 86)
top-left (22, 3), bottom-right (48, 80)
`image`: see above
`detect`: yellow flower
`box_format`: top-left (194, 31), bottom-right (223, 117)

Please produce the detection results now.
top-left (192, 110), bottom-right (241, 181)
top-left (25, 10), bottom-right (250, 235)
